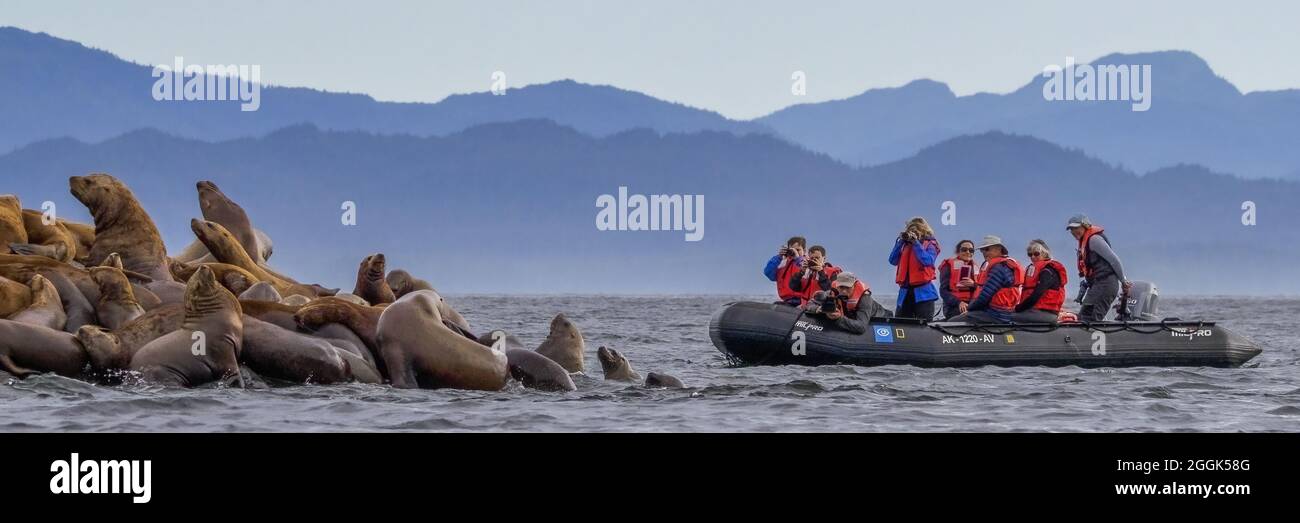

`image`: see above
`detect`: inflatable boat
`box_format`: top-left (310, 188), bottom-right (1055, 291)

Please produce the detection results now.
top-left (709, 301), bottom-right (1262, 368)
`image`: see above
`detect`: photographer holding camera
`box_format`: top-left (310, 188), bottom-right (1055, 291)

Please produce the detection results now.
top-left (804, 272), bottom-right (891, 334)
top-left (788, 245), bottom-right (840, 304)
top-left (888, 217), bottom-right (941, 320)
top-left (763, 236), bottom-right (807, 306)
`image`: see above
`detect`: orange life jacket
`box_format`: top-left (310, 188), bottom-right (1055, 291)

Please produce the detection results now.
top-left (775, 257), bottom-right (804, 302)
top-left (797, 263), bottom-right (840, 302)
top-left (939, 257), bottom-right (978, 302)
top-left (1076, 225), bottom-right (1111, 278)
top-left (895, 238), bottom-right (939, 287)
top-left (836, 280), bottom-right (869, 314)
top-left (1021, 259), bottom-right (1068, 313)
top-left (976, 256), bottom-right (1023, 311)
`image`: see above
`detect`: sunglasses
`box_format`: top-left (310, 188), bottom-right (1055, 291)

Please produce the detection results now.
top-left (1027, 251), bottom-right (1044, 257)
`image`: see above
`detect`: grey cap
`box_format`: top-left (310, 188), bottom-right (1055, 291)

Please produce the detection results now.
top-left (977, 235), bottom-right (1004, 250)
top-left (1066, 213), bottom-right (1089, 229)
top-left (834, 271), bottom-right (858, 288)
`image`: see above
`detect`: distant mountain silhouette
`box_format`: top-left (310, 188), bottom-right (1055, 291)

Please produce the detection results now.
top-left (0, 27), bottom-right (767, 154)
top-left (758, 51), bottom-right (1300, 179)
top-left (2, 122), bottom-right (1292, 294)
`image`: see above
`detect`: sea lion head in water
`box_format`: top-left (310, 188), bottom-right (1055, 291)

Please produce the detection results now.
top-left (535, 313), bottom-right (585, 373)
top-left (76, 325), bottom-right (124, 372)
top-left (196, 181), bottom-right (263, 265)
top-left (89, 264), bottom-right (146, 330)
top-left (644, 372), bottom-right (686, 389)
top-left (68, 174), bottom-right (170, 281)
top-left (596, 346), bottom-right (641, 381)
top-left (353, 253), bottom-right (395, 305)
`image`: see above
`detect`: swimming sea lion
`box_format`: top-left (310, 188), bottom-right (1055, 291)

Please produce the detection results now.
top-left (0, 319), bottom-right (87, 378)
top-left (596, 346), bottom-right (641, 381)
top-left (353, 253), bottom-right (396, 305)
top-left (169, 260), bottom-right (258, 296)
top-left (239, 316), bottom-right (351, 384)
top-left (77, 304), bottom-right (184, 371)
top-left (129, 265), bottom-right (244, 387)
top-left (478, 329), bottom-right (576, 392)
top-left (0, 275), bottom-right (31, 317)
top-left (88, 265), bottom-right (146, 329)
top-left (376, 291), bottom-right (507, 390)
top-left (535, 313), bottom-right (585, 373)
top-left (7, 275), bottom-right (66, 331)
top-left (68, 174), bottom-right (171, 281)
top-left (190, 219), bottom-right (319, 297)
top-left (0, 195), bottom-right (28, 247)
top-left (385, 269), bottom-right (433, 299)
top-left (644, 372), bottom-right (686, 389)
top-left (239, 281), bottom-right (282, 303)
top-left (10, 209), bottom-right (76, 262)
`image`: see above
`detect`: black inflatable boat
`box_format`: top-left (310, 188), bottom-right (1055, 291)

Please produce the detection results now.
top-left (709, 301), bottom-right (1262, 368)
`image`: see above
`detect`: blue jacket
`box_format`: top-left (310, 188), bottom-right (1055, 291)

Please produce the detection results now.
top-left (887, 237), bottom-right (939, 307)
top-left (969, 262), bottom-right (1015, 322)
top-left (764, 254), bottom-right (805, 305)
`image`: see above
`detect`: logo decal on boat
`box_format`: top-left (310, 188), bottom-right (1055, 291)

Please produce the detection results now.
top-left (873, 325), bottom-right (894, 343)
top-left (1005, 334), bottom-right (1016, 344)
top-left (895, 328), bottom-right (906, 339)
top-left (1170, 328), bottom-right (1212, 340)
top-left (793, 320), bottom-right (823, 332)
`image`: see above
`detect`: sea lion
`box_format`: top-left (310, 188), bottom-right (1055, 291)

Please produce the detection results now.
top-left (644, 372), bottom-right (686, 389)
top-left (39, 271), bottom-right (95, 333)
top-left (99, 252), bottom-right (165, 309)
top-left (77, 304), bottom-right (184, 371)
top-left (294, 297), bottom-right (383, 357)
top-left (128, 265), bottom-right (244, 387)
top-left (59, 219), bottom-right (96, 263)
top-left (479, 330), bottom-right (576, 392)
top-left (169, 260), bottom-right (257, 296)
top-left (281, 295), bottom-right (311, 306)
top-left (596, 346), bottom-right (641, 381)
top-left (0, 274), bottom-right (31, 317)
top-left (10, 209), bottom-right (76, 262)
top-left (376, 291), bottom-right (507, 390)
top-left (0, 319), bottom-right (87, 378)
top-left (0, 195), bottom-right (28, 247)
top-left (7, 275), bottom-right (66, 331)
top-left (190, 219), bottom-right (320, 297)
top-left (331, 292), bottom-right (369, 306)
top-left (68, 173), bottom-right (171, 281)
top-left (239, 281), bottom-right (282, 303)
top-left (88, 265), bottom-right (145, 329)
top-left (385, 268), bottom-right (433, 299)
top-left (536, 313), bottom-right (585, 373)
top-left (196, 180), bottom-right (266, 265)
top-left (353, 253), bottom-right (396, 305)
top-left (239, 316), bottom-right (351, 384)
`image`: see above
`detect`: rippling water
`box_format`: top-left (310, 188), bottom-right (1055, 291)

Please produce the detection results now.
top-left (3, 295), bottom-right (1298, 432)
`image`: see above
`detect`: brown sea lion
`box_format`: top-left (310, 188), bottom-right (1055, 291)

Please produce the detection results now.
top-left (10, 209), bottom-right (76, 262)
top-left (644, 372), bottom-right (686, 389)
top-left (7, 275), bottom-right (66, 331)
top-left (238, 281), bottom-right (282, 303)
top-left (175, 181), bottom-right (275, 264)
top-left (190, 219), bottom-right (320, 297)
top-left (239, 316), bottom-right (351, 384)
top-left (294, 297), bottom-right (383, 357)
top-left (36, 270), bottom-right (95, 333)
top-left (536, 313), bottom-right (585, 373)
top-left (239, 300), bottom-right (301, 331)
top-left (280, 295), bottom-right (311, 306)
top-left (385, 268), bottom-right (433, 299)
top-left (0, 319), bottom-right (87, 378)
top-left (129, 265), bottom-right (243, 387)
top-left (353, 253), bottom-right (396, 305)
top-left (478, 329), bottom-right (576, 392)
top-left (596, 346), bottom-right (641, 381)
top-left (59, 218), bottom-right (96, 263)
top-left (0, 195), bottom-right (28, 247)
top-left (88, 265), bottom-right (146, 329)
top-left (100, 252), bottom-right (167, 309)
top-left (169, 259), bottom-right (258, 296)
top-left (76, 304), bottom-right (184, 371)
top-left (376, 290), bottom-right (507, 390)
top-left (0, 274), bottom-right (32, 317)
top-left (68, 173), bottom-right (171, 281)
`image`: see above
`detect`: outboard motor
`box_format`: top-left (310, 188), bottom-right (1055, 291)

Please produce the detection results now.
top-left (1120, 281), bottom-right (1159, 321)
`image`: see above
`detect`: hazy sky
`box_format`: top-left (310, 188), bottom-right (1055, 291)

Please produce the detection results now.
top-left (3, 0), bottom-right (1295, 119)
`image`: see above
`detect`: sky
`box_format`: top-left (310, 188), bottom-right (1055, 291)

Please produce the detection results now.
top-left (2, 0), bottom-right (1296, 119)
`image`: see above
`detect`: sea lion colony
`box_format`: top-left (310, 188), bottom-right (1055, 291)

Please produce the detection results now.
top-left (1, 174), bottom-right (685, 391)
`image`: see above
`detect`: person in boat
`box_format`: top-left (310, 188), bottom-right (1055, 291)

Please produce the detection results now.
top-left (888, 217), bottom-right (940, 320)
top-left (1067, 214), bottom-right (1130, 322)
top-left (788, 244), bottom-right (840, 305)
top-left (1011, 239), bottom-right (1066, 324)
top-left (948, 235), bottom-right (1023, 324)
top-left (763, 236), bottom-right (807, 306)
top-left (937, 239), bottom-right (979, 319)
top-left (805, 271), bottom-right (891, 334)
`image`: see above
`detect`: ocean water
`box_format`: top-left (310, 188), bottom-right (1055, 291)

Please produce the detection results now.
top-left (2, 295), bottom-right (1298, 432)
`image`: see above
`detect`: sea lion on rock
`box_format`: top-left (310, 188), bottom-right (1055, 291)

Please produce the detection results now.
top-left (596, 346), bottom-right (641, 381)
top-left (239, 317), bottom-right (351, 384)
top-left (385, 269), bottom-right (433, 299)
top-left (331, 293), bottom-right (369, 306)
top-left (0, 275), bottom-right (32, 317)
top-left (479, 330), bottom-right (576, 392)
top-left (128, 266), bottom-right (243, 387)
top-left (239, 281), bottom-right (282, 302)
top-left (10, 209), bottom-right (76, 262)
top-left (7, 275), bottom-right (66, 331)
top-left (88, 265), bottom-right (146, 329)
top-left (353, 254), bottom-right (396, 305)
top-left (190, 219), bottom-right (321, 297)
top-left (169, 260), bottom-right (257, 296)
top-left (0, 195), bottom-right (28, 247)
top-left (174, 181), bottom-right (274, 265)
top-left (0, 319), bottom-right (88, 378)
top-left (376, 290), bottom-right (507, 390)
top-left (644, 372), bottom-right (685, 389)
top-left (536, 313), bottom-right (585, 373)
top-left (68, 174), bottom-right (171, 281)
top-left (37, 271), bottom-right (94, 333)
top-left (59, 219), bottom-right (96, 263)
top-left (99, 253), bottom-right (165, 309)
top-left (294, 297), bottom-right (383, 357)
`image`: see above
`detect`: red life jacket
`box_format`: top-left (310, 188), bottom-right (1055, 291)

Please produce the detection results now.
top-left (975, 256), bottom-right (1023, 311)
top-left (837, 280), bottom-right (869, 314)
top-left (798, 262), bottom-right (840, 302)
top-left (1021, 259), bottom-right (1068, 313)
top-left (1076, 225), bottom-right (1108, 278)
top-left (775, 257), bottom-right (804, 302)
top-left (938, 257), bottom-right (978, 302)
top-left (895, 238), bottom-right (939, 287)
